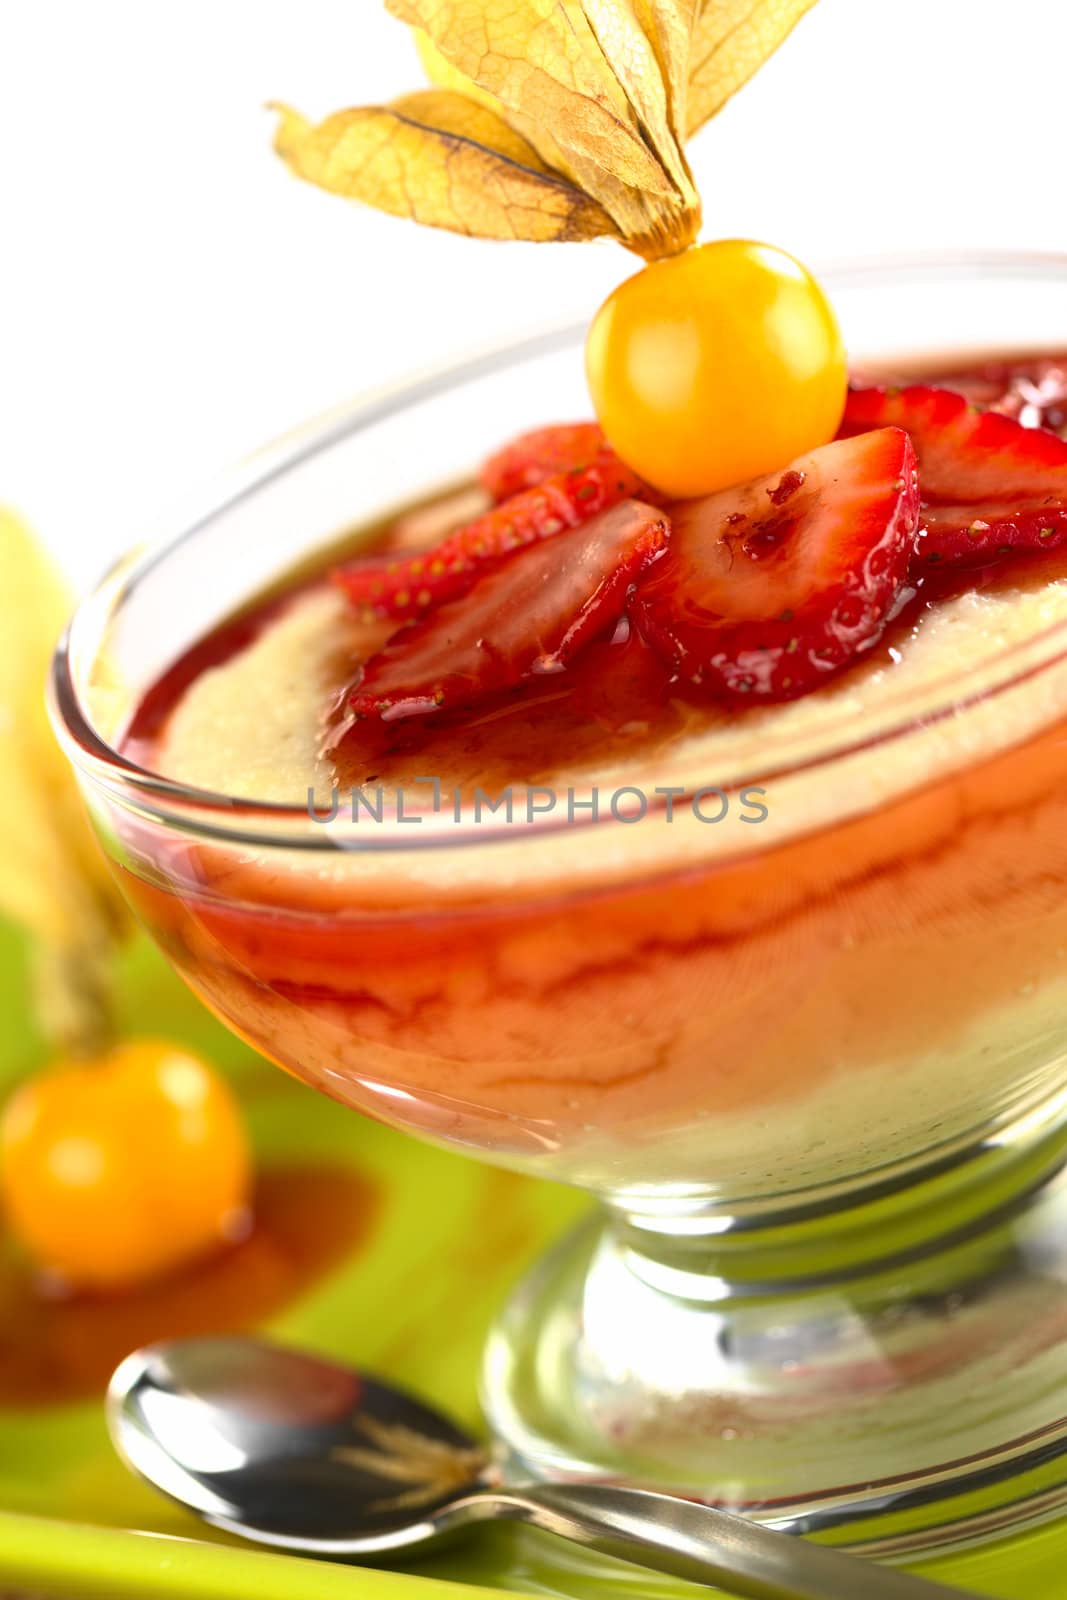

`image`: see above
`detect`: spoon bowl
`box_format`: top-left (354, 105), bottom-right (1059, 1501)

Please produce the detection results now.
top-left (110, 1337), bottom-right (488, 1552)
top-left (108, 1335), bottom-right (981, 1597)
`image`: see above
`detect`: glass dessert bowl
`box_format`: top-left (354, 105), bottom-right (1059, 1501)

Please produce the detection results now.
top-left (52, 256), bottom-right (1067, 1558)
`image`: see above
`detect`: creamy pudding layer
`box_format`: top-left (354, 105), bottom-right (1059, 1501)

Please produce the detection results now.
top-left (153, 558), bottom-right (1067, 895)
top-left (159, 913), bottom-right (1067, 1194)
top-left (161, 571), bottom-right (1067, 812)
top-left (155, 589), bottom-right (353, 801)
top-left (118, 549), bottom-right (1067, 1196)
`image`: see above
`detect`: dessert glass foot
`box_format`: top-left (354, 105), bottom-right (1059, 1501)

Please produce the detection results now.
top-left (486, 1103), bottom-right (1067, 1553)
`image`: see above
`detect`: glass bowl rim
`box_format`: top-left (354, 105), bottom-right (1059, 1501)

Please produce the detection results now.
top-left (50, 248), bottom-right (1067, 855)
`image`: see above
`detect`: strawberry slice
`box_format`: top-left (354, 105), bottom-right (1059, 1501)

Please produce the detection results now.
top-left (630, 430), bottom-right (919, 703)
top-left (338, 500), bottom-right (669, 724)
top-left (481, 422), bottom-right (606, 501)
top-left (841, 384), bottom-right (1067, 568)
top-left (333, 450), bottom-right (657, 621)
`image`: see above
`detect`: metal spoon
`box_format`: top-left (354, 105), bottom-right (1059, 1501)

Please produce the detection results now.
top-left (108, 1336), bottom-right (978, 1599)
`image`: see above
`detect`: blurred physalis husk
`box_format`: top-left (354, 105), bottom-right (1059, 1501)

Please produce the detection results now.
top-left (272, 0), bottom-right (818, 260)
top-left (0, 509), bottom-right (129, 1054)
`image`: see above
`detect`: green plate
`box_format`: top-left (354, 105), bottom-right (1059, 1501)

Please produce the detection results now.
top-left (0, 920), bottom-right (1064, 1599)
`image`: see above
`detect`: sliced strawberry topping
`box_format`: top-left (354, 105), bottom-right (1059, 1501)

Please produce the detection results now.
top-left (630, 429), bottom-right (919, 703)
top-left (337, 500), bottom-right (669, 725)
top-left (333, 450), bottom-right (657, 621)
top-left (841, 384), bottom-right (1067, 568)
top-left (481, 422), bottom-right (606, 501)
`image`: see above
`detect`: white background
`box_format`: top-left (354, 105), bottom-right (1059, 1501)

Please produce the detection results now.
top-left (2, 0), bottom-right (1065, 586)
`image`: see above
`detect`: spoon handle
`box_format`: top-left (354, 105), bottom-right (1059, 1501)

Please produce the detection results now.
top-left (469, 1482), bottom-right (980, 1599)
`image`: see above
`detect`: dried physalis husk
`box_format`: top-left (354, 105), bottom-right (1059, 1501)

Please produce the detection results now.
top-left (274, 0), bottom-right (819, 260)
top-left (686, 0), bottom-right (819, 136)
top-left (0, 509), bottom-right (129, 1052)
top-left (271, 92), bottom-right (619, 244)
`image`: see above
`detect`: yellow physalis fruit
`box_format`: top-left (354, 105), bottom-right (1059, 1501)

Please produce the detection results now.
top-left (585, 240), bottom-right (847, 498)
top-left (0, 1040), bottom-right (251, 1291)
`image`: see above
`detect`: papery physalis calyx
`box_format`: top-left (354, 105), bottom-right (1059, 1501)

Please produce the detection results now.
top-left (272, 0), bottom-right (818, 261)
top-left (0, 509), bottom-right (129, 1054)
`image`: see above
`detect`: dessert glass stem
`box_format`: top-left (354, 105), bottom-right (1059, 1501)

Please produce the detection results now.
top-left (485, 1102), bottom-right (1067, 1554)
